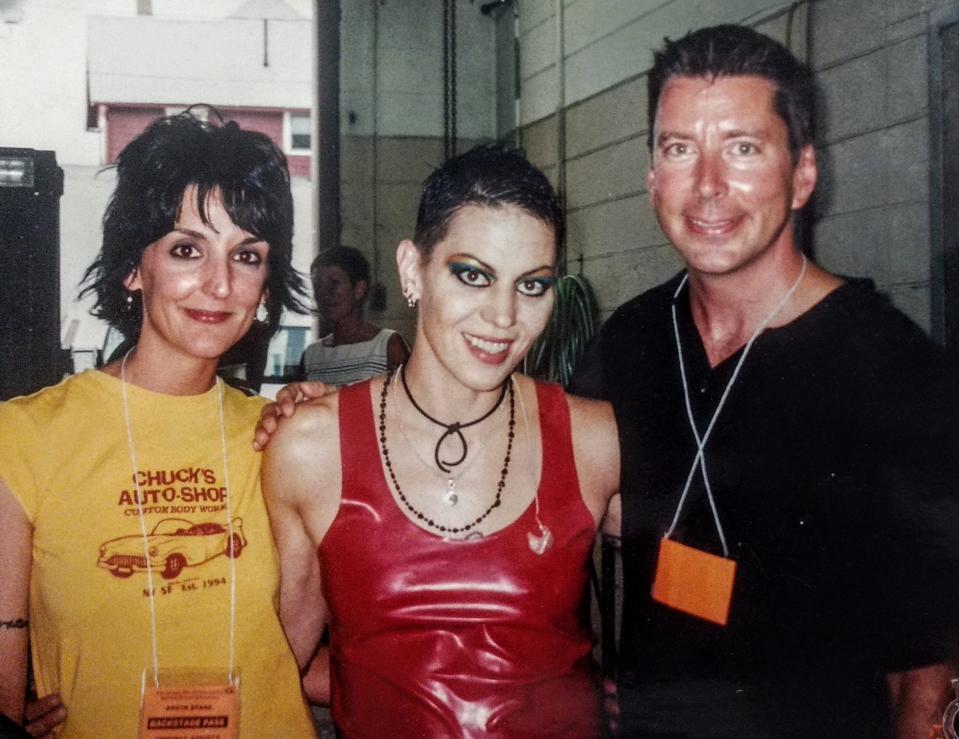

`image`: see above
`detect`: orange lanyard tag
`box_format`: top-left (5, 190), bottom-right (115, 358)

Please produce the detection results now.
top-left (140, 671), bottom-right (239, 739)
top-left (651, 537), bottom-right (737, 626)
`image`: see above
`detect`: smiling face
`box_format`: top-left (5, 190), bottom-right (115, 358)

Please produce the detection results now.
top-left (125, 186), bottom-right (270, 363)
top-left (398, 203), bottom-right (557, 392)
top-left (647, 74), bottom-right (816, 279)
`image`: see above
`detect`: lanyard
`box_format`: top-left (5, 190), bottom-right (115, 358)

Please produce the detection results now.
top-left (120, 350), bottom-right (238, 686)
top-left (667, 256), bottom-right (808, 556)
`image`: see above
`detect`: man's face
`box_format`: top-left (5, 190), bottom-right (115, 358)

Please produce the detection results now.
top-left (647, 74), bottom-right (816, 278)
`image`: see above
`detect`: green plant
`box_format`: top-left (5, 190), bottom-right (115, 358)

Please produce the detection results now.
top-left (524, 273), bottom-right (599, 387)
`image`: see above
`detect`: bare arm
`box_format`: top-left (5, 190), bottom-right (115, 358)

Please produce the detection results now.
top-left (567, 394), bottom-right (620, 527)
top-left (262, 396), bottom-right (342, 668)
top-left (886, 663), bottom-right (955, 739)
top-left (0, 479), bottom-right (31, 724)
top-left (301, 646), bottom-right (331, 705)
top-left (602, 493), bottom-right (622, 538)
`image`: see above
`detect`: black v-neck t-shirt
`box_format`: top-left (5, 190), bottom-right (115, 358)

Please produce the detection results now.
top-left (573, 275), bottom-right (959, 738)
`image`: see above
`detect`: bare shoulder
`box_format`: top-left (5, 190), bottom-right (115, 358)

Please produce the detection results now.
top-left (271, 391), bottom-right (341, 444)
top-left (264, 390), bottom-right (342, 509)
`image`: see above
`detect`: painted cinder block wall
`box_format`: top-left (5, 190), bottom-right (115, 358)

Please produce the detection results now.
top-left (810, 0), bottom-right (959, 333)
top-left (338, 0), bottom-right (496, 341)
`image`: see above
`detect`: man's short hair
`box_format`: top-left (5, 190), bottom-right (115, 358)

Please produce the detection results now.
top-left (311, 246), bottom-right (371, 288)
top-left (413, 143), bottom-right (563, 259)
top-left (647, 24), bottom-right (815, 160)
top-left (80, 110), bottom-right (306, 338)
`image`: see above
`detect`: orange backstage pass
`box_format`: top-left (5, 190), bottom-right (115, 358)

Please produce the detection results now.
top-left (140, 671), bottom-right (239, 739)
top-left (651, 537), bottom-right (737, 626)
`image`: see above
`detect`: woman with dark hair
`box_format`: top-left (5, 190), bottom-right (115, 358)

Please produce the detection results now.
top-left (0, 112), bottom-right (316, 737)
top-left (263, 144), bottom-right (620, 737)
top-left (300, 245), bottom-right (409, 385)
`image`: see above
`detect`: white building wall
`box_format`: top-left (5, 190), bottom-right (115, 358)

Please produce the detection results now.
top-left (88, 15), bottom-right (312, 109)
top-left (0, 0), bottom-right (315, 349)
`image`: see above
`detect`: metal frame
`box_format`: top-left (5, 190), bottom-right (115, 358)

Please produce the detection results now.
top-left (929, 5), bottom-right (959, 346)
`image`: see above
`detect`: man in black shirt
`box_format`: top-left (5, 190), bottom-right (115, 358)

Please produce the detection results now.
top-left (573, 24), bottom-right (959, 738)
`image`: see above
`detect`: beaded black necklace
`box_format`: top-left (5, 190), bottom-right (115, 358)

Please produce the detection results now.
top-left (379, 368), bottom-right (515, 535)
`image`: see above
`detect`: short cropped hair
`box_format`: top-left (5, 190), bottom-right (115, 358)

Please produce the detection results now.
top-left (311, 246), bottom-right (371, 288)
top-left (80, 110), bottom-right (306, 338)
top-left (647, 24), bottom-right (815, 161)
top-left (413, 143), bottom-right (563, 259)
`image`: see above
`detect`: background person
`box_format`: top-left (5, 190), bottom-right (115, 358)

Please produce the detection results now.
top-left (263, 144), bottom-right (620, 737)
top-left (300, 246), bottom-right (409, 385)
top-left (0, 112), bottom-right (316, 737)
top-left (572, 24), bottom-right (959, 738)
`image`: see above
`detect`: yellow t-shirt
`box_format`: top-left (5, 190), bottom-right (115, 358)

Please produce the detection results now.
top-left (0, 370), bottom-right (315, 738)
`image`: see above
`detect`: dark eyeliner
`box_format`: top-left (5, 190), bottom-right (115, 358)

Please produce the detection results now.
top-left (519, 275), bottom-right (557, 297)
top-left (449, 261), bottom-right (492, 286)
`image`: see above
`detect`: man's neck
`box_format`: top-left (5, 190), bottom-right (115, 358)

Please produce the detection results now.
top-left (687, 250), bottom-right (842, 367)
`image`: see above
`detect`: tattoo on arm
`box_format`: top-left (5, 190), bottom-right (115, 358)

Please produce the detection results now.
top-left (0, 618), bottom-right (28, 629)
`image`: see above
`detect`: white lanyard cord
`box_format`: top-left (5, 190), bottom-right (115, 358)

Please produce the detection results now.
top-left (120, 351), bottom-right (160, 686)
top-left (120, 350), bottom-right (238, 686)
top-left (666, 255), bottom-right (808, 556)
top-left (217, 376), bottom-right (238, 682)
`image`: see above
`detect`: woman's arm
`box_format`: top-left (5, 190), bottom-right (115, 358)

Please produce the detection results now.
top-left (567, 395), bottom-right (621, 526)
top-left (0, 479), bottom-right (32, 724)
top-left (262, 397), bottom-right (342, 669)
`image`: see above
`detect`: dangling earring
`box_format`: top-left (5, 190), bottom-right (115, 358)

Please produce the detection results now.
top-left (256, 299), bottom-right (268, 323)
top-left (403, 287), bottom-right (418, 309)
top-left (122, 291), bottom-right (136, 313)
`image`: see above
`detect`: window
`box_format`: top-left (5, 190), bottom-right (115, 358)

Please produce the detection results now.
top-left (289, 112), bottom-right (311, 152)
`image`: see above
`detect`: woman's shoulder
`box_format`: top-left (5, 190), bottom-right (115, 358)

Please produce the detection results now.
top-left (0, 371), bottom-right (105, 425)
top-left (270, 387), bottom-right (343, 450)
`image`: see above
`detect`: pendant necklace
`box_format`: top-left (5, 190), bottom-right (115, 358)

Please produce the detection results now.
top-left (393, 368), bottom-right (502, 507)
top-left (380, 367), bottom-right (515, 535)
top-left (400, 363), bottom-right (508, 473)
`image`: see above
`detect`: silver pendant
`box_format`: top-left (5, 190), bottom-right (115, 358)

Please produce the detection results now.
top-left (443, 479), bottom-right (458, 506)
top-left (527, 523), bottom-right (554, 555)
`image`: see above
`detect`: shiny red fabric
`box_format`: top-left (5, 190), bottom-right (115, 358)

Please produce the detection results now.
top-left (321, 380), bottom-right (600, 738)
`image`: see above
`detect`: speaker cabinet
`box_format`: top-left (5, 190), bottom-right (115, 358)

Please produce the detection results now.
top-left (0, 148), bottom-right (64, 400)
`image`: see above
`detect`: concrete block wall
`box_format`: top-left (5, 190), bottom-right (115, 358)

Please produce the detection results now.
top-left (338, 1), bottom-right (497, 342)
top-left (514, 0), bottom-right (804, 320)
top-left (810, 0), bottom-right (959, 331)
top-left (340, 134), bottom-right (487, 342)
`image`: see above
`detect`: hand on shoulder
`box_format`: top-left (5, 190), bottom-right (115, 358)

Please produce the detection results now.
top-left (266, 389), bottom-right (341, 459)
top-left (253, 380), bottom-right (337, 451)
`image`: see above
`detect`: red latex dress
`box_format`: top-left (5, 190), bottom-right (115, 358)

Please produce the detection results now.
top-left (320, 380), bottom-right (600, 738)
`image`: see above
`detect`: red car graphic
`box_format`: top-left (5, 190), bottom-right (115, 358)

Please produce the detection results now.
top-left (97, 517), bottom-right (245, 579)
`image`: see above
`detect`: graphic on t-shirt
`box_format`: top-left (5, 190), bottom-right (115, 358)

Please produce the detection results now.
top-left (97, 517), bottom-right (246, 580)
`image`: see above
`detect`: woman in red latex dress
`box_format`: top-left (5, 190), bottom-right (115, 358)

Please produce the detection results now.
top-left (263, 144), bottom-right (620, 738)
